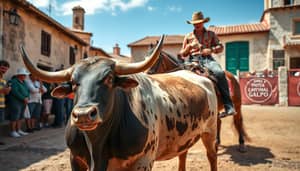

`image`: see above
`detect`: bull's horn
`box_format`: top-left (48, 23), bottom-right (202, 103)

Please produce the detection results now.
top-left (20, 45), bottom-right (73, 83)
top-left (115, 35), bottom-right (164, 75)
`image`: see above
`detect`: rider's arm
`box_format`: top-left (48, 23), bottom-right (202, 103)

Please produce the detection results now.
top-left (179, 35), bottom-right (192, 57)
top-left (210, 31), bottom-right (223, 54)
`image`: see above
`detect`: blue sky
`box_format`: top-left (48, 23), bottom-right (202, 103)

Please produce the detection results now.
top-left (28, 0), bottom-right (264, 56)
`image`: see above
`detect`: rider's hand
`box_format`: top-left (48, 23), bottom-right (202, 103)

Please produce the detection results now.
top-left (202, 48), bottom-right (212, 56)
top-left (191, 61), bottom-right (199, 66)
top-left (190, 42), bottom-right (202, 50)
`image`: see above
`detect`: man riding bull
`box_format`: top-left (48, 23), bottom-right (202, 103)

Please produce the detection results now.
top-left (179, 11), bottom-right (236, 117)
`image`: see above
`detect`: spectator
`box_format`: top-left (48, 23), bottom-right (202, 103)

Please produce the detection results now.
top-left (51, 66), bottom-right (66, 128)
top-left (6, 68), bottom-right (30, 137)
top-left (0, 60), bottom-right (11, 144)
top-left (51, 83), bottom-right (65, 128)
top-left (41, 82), bottom-right (54, 128)
top-left (65, 92), bottom-right (74, 124)
top-left (25, 74), bottom-right (47, 131)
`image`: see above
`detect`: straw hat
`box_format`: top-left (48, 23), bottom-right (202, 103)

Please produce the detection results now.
top-left (186, 11), bottom-right (210, 24)
top-left (15, 68), bottom-right (29, 76)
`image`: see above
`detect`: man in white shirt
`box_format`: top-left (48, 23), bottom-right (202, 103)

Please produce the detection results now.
top-left (25, 74), bottom-right (47, 131)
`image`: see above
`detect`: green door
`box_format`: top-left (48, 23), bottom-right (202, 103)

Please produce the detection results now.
top-left (226, 41), bottom-right (249, 75)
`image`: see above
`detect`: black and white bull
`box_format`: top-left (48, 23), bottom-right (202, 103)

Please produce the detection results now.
top-left (20, 35), bottom-right (218, 171)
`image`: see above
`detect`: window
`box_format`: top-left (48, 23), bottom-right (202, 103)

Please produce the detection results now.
top-left (75, 16), bottom-right (79, 24)
top-left (284, 0), bottom-right (293, 5)
top-left (41, 30), bottom-right (51, 56)
top-left (290, 57), bottom-right (300, 69)
top-left (83, 52), bottom-right (88, 59)
top-left (273, 50), bottom-right (285, 70)
top-left (294, 20), bottom-right (300, 35)
top-left (69, 46), bottom-right (76, 65)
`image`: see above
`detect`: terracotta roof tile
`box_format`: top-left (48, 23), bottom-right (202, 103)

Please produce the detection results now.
top-left (128, 35), bottom-right (184, 47)
top-left (208, 23), bottom-right (269, 36)
top-left (90, 46), bottom-right (110, 57)
top-left (128, 23), bottom-right (269, 46)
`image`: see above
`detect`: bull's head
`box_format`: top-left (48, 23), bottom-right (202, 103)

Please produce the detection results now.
top-left (20, 35), bottom-right (164, 131)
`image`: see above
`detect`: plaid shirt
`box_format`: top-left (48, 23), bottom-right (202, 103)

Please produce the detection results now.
top-left (182, 28), bottom-right (222, 56)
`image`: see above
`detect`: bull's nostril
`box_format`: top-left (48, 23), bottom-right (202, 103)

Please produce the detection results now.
top-left (72, 112), bottom-right (78, 119)
top-left (90, 109), bottom-right (97, 120)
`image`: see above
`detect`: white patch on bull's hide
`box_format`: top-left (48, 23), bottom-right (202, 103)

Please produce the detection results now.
top-left (83, 132), bottom-right (95, 170)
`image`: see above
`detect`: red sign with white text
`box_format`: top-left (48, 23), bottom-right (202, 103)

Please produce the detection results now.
top-left (288, 70), bottom-right (300, 106)
top-left (240, 77), bottom-right (279, 105)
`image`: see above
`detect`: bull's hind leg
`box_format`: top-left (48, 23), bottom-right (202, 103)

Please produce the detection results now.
top-left (216, 117), bottom-right (222, 146)
top-left (201, 132), bottom-right (217, 171)
top-left (178, 151), bottom-right (187, 171)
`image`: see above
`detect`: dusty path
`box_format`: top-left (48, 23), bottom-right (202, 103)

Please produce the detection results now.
top-left (0, 105), bottom-right (299, 171)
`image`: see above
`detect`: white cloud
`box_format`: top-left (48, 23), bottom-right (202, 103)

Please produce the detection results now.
top-left (60, 0), bottom-right (109, 15)
top-left (167, 5), bottom-right (182, 12)
top-left (111, 11), bottom-right (117, 16)
top-left (28, 0), bottom-right (50, 7)
top-left (28, 0), bottom-right (60, 15)
top-left (147, 6), bottom-right (155, 11)
top-left (58, 0), bottom-right (148, 16)
top-left (110, 0), bottom-right (148, 11)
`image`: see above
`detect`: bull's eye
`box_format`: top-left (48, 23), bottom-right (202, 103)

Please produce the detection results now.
top-left (104, 75), bottom-right (113, 85)
top-left (72, 83), bottom-right (80, 91)
top-left (107, 76), bottom-right (113, 84)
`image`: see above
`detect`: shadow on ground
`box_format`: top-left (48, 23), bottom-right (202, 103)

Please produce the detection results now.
top-left (0, 144), bottom-right (66, 171)
top-left (218, 144), bottom-right (274, 166)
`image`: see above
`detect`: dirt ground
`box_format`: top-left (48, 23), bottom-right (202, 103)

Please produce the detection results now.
top-left (0, 105), bottom-right (299, 171)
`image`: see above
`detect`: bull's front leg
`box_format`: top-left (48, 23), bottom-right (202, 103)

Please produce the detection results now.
top-left (70, 152), bottom-right (89, 171)
top-left (65, 123), bottom-right (91, 171)
top-left (178, 151), bottom-right (188, 171)
top-left (201, 132), bottom-right (217, 171)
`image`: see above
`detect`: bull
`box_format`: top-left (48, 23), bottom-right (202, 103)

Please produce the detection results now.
top-left (20, 35), bottom-right (218, 171)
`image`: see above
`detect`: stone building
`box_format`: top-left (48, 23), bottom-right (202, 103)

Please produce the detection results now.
top-left (0, 0), bottom-right (110, 79)
top-left (128, 0), bottom-right (300, 74)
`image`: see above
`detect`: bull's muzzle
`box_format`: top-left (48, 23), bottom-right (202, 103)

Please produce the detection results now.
top-left (71, 106), bottom-right (102, 131)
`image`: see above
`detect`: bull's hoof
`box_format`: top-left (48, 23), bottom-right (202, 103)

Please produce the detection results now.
top-left (238, 144), bottom-right (247, 153)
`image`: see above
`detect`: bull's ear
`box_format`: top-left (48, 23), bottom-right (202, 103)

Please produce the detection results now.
top-left (115, 76), bottom-right (139, 89)
top-left (51, 83), bottom-right (72, 98)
